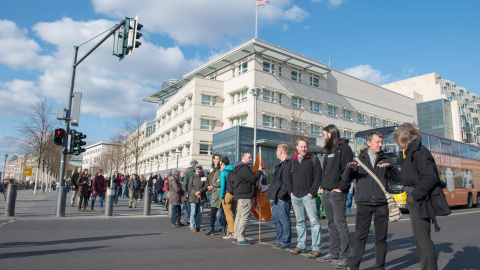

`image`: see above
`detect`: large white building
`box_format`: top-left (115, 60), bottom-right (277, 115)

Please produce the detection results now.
top-left (383, 72), bottom-right (480, 144)
top-left (82, 141), bottom-right (122, 175)
top-left (125, 39), bottom-right (416, 175)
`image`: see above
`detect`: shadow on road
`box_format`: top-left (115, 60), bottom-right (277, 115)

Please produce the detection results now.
top-left (444, 246), bottom-right (480, 270)
top-left (0, 233), bottom-right (160, 248)
top-left (389, 241), bottom-right (454, 270)
top-left (0, 245), bottom-right (109, 259)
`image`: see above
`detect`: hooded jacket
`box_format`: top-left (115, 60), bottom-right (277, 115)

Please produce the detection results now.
top-left (232, 161), bottom-right (262, 200)
top-left (268, 155), bottom-right (292, 201)
top-left (220, 164), bottom-right (234, 199)
top-left (322, 140), bottom-right (353, 191)
top-left (342, 148), bottom-right (399, 204)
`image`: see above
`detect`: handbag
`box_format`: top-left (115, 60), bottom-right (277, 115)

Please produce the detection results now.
top-left (354, 157), bottom-right (402, 222)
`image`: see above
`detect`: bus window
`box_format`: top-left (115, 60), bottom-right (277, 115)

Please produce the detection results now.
top-left (429, 135), bottom-right (441, 153)
top-left (461, 143), bottom-right (470, 159)
top-left (469, 146), bottom-right (478, 160)
top-left (451, 141), bottom-right (461, 157)
top-left (440, 139), bottom-right (452, 155)
top-left (421, 133), bottom-right (430, 150)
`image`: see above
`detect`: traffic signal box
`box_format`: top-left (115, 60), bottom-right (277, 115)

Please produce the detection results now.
top-left (116, 16), bottom-right (143, 60)
top-left (70, 129), bottom-right (87, 155)
top-left (54, 128), bottom-right (65, 146)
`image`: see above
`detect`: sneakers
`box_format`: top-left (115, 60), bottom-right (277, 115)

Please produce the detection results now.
top-left (290, 247), bottom-right (306, 254)
top-left (232, 238), bottom-right (237, 244)
top-left (273, 244), bottom-right (287, 250)
top-left (317, 253), bottom-right (338, 262)
top-left (223, 232), bottom-right (234, 239)
top-left (237, 240), bottom-right (252, 246)
top-left (308, 250), bottom-right (321, 258)
top-left (333, 258), bottom-right (348, 269)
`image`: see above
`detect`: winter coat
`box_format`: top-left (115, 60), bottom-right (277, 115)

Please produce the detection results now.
top-left (128, 177), bottom-right (140, 191)
top-left (92, 175), bottom-right (106, 196)
top-left (154, 177), bottom-right (164, 193)
top-left (232, 161), bottom-right (262, 200)
top-left (322, 140), bottom-right (353, 191)
top-left (71, 172), bottom-right (80, 191)
top-left (286, 153), bottom-right (322, 198)
top-left (77, 174), bottom-right (89, 197)
top-left (188, 172), bottom-right (208, 203)
top-left (183, 166), bottom-right (195, 192)
top-left (168, 175), bottom-right (185, 205)
top-left (207, 167), bottom-right (220, 194)
top-left (210, 170), bottom-right (222, 208)
top-left (341, 148), bottom-right (399, 205)
top-left (268, 155), bottom-right (292, 201)
top-left (220, 164), bottom-right (234, 199)
top-left (400, 138), bottom-right (439, 202)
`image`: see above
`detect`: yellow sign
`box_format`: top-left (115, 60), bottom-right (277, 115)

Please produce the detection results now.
top-left (24, 166), bottom-right (32, 176)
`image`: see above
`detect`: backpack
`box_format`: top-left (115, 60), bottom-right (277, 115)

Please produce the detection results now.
top-left (225, 170), bottom-right (235, 195)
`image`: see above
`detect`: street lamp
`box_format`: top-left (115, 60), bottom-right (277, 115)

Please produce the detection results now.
top-left (175, 149), bottom-right (182, 170)
top-left (251, 88), bottom-right (261, 160)
top-left (3, 153), bottom-right (8, 183)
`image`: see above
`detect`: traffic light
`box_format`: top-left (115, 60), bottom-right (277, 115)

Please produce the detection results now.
top-left (116, 16), bottom-right (143, 61)
top-left (70, 129), bottom-right (87, 155)
top-left (54, 128), bottom-right (65, 146)
top-left (128, 15), bottom-right (143, 53)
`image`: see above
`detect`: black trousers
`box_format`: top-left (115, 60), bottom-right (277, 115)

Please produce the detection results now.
top-left (322, 191), bottom-right (350, 259)
top-left (349, 204), bottom-right (388, 270)
top-left (407, 195), bottom-right (438, 270)
top-left (209, 206), bottom-right (226, 229)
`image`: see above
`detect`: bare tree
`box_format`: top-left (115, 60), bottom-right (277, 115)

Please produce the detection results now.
top-left (279, 103), bottom-right (312, 153)
top-left (123, 109), bottom-right (147, 173)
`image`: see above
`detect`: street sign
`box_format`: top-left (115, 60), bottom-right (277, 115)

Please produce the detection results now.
top-left (24, 166), bottom-right (32, 176)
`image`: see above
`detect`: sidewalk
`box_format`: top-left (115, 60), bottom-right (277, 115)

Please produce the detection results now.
top-left (0, 189), bottom-right (169, 219)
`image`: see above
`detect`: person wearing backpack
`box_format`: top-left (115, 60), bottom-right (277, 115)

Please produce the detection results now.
top-left (232, 151), bottom-right (263, 245)
top-left (220, 157), bottom-right (235, 239)
top-left (268, 144), bottom-right (292, 250)
top-left (287, 137), bottom-right (322, 258)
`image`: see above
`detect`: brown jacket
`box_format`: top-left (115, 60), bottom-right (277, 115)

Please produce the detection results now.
top-left (188, 172), bottom-right (208, 203)
top-left (168, 175), bottom-right (185, 205)
top-left (77, 173), bottom-right (89, 197)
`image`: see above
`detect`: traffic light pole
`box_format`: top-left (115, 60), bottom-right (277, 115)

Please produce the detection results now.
top-left (56, 19), bottom-right (127, 217)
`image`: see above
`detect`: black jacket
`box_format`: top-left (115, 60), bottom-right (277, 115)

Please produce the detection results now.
top-left (342, 148), bottom-right (399, 205)
top-left (71, 172), bottom-right (80, 191)
top-left (322, 141), bottom-right (353, 191)
top-left (154, 177), bottom-right (164, 193)
top-left (287, 153), bottom-right (322, 197)
top-left (232, 161), bottom-right (263, 200)
top-left (267, 155), bottom-right (292, 201)
top-left (401, 138), bottom-right (439, 202)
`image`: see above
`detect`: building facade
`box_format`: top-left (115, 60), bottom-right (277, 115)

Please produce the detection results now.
top-left (129, 39), bottom-right (416, 175)
top-left (383, 72), bottom-right (480, 144)
top-left (82, 141), bottom-right (122, 176)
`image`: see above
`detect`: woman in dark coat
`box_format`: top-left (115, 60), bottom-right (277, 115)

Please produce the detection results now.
top-left (188, 165), bottom-right (208, 232)
top-left (77, 169), bottom-right (89, 212)
top-left (169, 170), bottom-right (186, 227)
top-left (394, 123), bottom-right (439, 270)
top-left (91, 170), bottom-right (106, 212)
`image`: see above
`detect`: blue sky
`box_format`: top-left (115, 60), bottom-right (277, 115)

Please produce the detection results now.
top-left (1, 0), bottom-right (479, 170)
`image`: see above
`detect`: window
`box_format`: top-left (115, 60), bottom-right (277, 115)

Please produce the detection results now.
top-left (382, 119), bottom-right (388, 127)
top-left (200, 119), bottom-right (215, 130)
top-left (278, 64), bottom-right (282, 76)
top-left (278, 118), bottom-right (283, 129)
top-left (167, 113), bottom-right (171, 121)
top-left (201, 95), bottom-right (216, 106)
top-left (179, 125), bottom-right (184, 135)
top-left (172, 128), bottom-right (177, 138)
top-left (239, 60), bottom-right (248, 74)
top-left (292, 97), bottom-right (302, 108)
top-left (343, 110), bottom-right (351, 120)
top-left (263, 90), bottom-right (274, 102)
top-left (209, 73), bottom-right (217, 80)
top-left (161, 135), bottom-right (164, 144)
top-left (311, 101), bottom-right (320, 113)
top-left (263, 60), bottom-right (274, 74)
top-left (237, 90), bottom-right (247, 103)
top-left (310, 74), bottom-right (319, 87)
top-left (327, 106), bottom-right (336, 116)
top-left (311, 125), bottom-right (321, 136)
top-left (231, 94), bottom-right (235, 104)
top-left (344, 131), bottom-right (353, 139)
top-left (199, 144), bottom-right (212, 155)
top-left (186, 145), bottom-right (190, 156)
top-left (371, 117), bottom-right (378, 126)
top-left (187, 120), bottom-right (191, 131)
top-left (263, 116), bottom-right (275, 128)
top-left (173, 108), bottom-right (177, 116)
top-left (180, 102), bottom-right (185, 112)
top-left (292, 121), bottom-right (302, 132)
top-left (291, 68), bottom-right (301, 82)
top-left (239, 115), bottom-right (247, 126)
top-left (278, 93), bottom-right (282, 104)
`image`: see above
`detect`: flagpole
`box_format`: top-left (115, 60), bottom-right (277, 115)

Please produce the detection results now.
top-left (255, 2), bottom-right (258, 39)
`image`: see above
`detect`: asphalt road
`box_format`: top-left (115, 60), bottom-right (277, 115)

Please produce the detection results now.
top-left (1, 191), bottom-right (480, 269)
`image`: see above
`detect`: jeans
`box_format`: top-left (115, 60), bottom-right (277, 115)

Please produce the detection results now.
top-left (114, 186), bottom-right (121, 204)
top-left (70, 190), bottom-right (78, 205)
top-left (170, 205), bottom-right (181, 226)
top-left (183, 201), bottom-right (190, 219)
top-left (349, 204), bottom-right (388, 270)
top-left (91, 194), bottom-right (105, 210)
top-left (158, 192), bottom-right (164, 205)
top-left (346, 194), bottom-right (354, 213)
top-left (291, 194), bottom-right (321, 251)
top-left (190, 203), bottom-right (204, 229)
top-left (122, 185), bottom-right (129, 198)
top-left (272, 199), bottom-right (292, 247)
top-left (215, 207), bottom-right (225, 231)
top-left (322, 191), bottom-right (350, 259)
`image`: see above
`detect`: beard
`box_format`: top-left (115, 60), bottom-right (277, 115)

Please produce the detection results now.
top-left (324, 137), bottom-right (334, 153)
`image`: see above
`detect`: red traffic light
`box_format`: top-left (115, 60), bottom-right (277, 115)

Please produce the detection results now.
top-left (54, 128), bottom-right (65, 146)
top-left (56, 130), bottom-right (63, 136)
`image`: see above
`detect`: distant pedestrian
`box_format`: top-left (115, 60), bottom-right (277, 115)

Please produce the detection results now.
top-left (346, 183), bottom-right (355, 215)
top-left (77, 169), bottom-right (89, 212)
top-left (128, 174), bottom-right (140, 208)
top-left (154, 175), bottom-right (165, 205)
top-left (188, 165), bottom-right (208, 232)
top-left (204, 155), bottom-right (225, 236)
top-left (220, 157), bottom-right (235, 239)
top-left (70, 167), bottom-right (81, 207)
top-left (169, 170), bottom-right (186, 228)
top-left (112, 171), bottom-right (121, 204)
top-left (183, 160), bottom-right (198, 224)
top-left (91, 170), bottom-right (106, 212)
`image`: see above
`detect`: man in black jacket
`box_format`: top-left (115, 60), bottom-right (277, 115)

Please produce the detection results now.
top-left (232, 151), bottom-right (263, 246)
top-left (70, 167), bottom-right (81, 207)
top-left (318, 125), bottom-right (353, 268)
top-left (342, 131), bottom-right (398, 270)
top-left (287, 138), bottom-right (322, 258)
top-left (267, 144), bottom-right (292, 250)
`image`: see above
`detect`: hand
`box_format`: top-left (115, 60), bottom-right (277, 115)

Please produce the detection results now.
top-left (347, 162), bottom-right (360, 169)
top-left (332, 189), bottom-right (342, 193)
top-left (278, 199), bottom-right (283, 201)
top-left (308, 193), bottom-right (313, 197)
top-left (377, 163), bottom-right (391, 168)
top-left (207, 186), bottom-right (213, 191)
top-left (195, 191), bottom-right (200, 196)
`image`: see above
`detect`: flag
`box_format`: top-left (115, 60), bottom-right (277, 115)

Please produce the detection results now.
top-left (257, 0), bottom-right (269, 7)
top-left (252, 149), bottom-right (271, 221)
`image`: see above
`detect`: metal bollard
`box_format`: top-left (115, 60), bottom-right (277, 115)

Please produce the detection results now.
top-left (144, 187), bottom-right (152, 216)
top-left (5, 184), bottom-right (18, 217)
top-left (56, 186), bottom-right (67, 217)
top-left (105, 187), bottom-right (114, 216)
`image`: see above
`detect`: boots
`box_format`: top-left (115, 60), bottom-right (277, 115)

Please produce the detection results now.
top-left (77, 203), bottom-right (82, 212)
top-left (203, 228), bottom-right (215, 236)
top-left (82, 201), bottom-right (87, 212)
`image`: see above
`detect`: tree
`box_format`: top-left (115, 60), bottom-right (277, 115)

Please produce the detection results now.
top-left (123, 109), bottom-right (147, 173)
top-left (278, 101), bottom-right (312, 153)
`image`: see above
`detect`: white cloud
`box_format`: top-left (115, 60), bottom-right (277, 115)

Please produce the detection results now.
top-left (311, 0), bottom-right (346, 8)
top-left (342, 64), bottom-right (391, 85)
top-left (0, 20), bottom-right (42, 69)
top-left (0, 80), bottom-right (39, 116)
top-left (91, 0), bottom-right (309, 47)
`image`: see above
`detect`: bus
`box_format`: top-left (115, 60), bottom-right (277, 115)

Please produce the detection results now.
top-left (355, 126), bottom-right (480, 210)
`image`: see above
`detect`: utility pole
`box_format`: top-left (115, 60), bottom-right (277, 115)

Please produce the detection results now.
top-left (251, 88), bottom-right (261, 160)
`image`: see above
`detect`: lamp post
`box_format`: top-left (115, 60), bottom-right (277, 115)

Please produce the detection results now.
top-left (251, 88), bottom-right (261, 160)
top-left (176, 149), bottom-right (182, 171)
top-left (4, 153), bottom-right (8, 183)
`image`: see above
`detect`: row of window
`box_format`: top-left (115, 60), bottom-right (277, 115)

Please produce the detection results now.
top-left (422, 132), bottom-right (480, 161)
top-left (145, 121), bottom-right (192, 151)
top-left (262, 115), bottom-right (354, 138)
top-left (262, 60), bottom-right (321, 87)
top-left (157, 96), bottom-right (193, 127)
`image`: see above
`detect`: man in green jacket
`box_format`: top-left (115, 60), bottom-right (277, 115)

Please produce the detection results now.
top-left (182, 160), bottom-right (198, 223)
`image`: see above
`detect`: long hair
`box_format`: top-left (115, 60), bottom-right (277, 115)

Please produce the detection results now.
top-left (211, 153), bottom-right (221, 170)
top-left (323, 124), bottom-right (346, 154)
top-left (394, 123), bottom-right (421, 148)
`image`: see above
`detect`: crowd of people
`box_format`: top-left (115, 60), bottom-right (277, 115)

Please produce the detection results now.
top-left (68, 123), bottom-right (441, 270)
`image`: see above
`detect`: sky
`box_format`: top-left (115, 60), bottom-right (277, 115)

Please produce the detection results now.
top-left (1, 0), bottom-right (479, 170)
